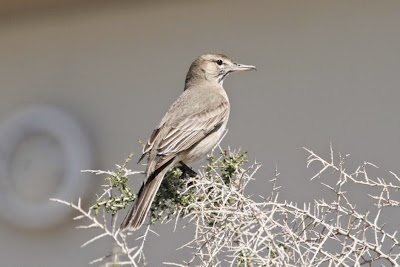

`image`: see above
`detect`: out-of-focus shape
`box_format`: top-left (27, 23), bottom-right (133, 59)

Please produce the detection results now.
top-left (0, 106), bottom-right (93, 229)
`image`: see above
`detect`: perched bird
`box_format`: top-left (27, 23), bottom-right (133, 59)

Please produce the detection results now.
top-left (120, 53), bottom-right (256, 231)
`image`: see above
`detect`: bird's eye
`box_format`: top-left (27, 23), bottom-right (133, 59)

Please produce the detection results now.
top-left (216, 59), bottom-right (223, 65)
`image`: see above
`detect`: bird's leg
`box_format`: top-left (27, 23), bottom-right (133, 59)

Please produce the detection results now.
top-left (178, 161), bottom-right (198, 177)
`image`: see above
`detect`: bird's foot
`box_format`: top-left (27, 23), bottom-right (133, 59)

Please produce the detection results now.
top-left (179, 161), bottom-right (198, 178)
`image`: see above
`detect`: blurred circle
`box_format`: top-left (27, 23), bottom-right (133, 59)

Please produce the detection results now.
top-left (0, 107), bottom-right (93, 229)
top-left (9, 133), bottom-right (65, 203)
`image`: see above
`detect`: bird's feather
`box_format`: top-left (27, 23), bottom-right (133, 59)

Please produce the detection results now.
top-left (139, 90), bottom-right (229, 178)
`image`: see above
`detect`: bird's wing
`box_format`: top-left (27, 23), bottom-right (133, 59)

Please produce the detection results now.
top-left (140, 97), bottom-right (229, 174)
top-left (138, 128), bottom-right (160, 163)
top-left (158, 100), bottom-right (229, 156)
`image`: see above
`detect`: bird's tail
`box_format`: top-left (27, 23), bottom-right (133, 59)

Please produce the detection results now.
top-left (119, 164), bottom-right (171, 231)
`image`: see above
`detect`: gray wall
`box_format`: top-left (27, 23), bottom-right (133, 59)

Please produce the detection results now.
top-left (1, 1), bottom-right (399, 266)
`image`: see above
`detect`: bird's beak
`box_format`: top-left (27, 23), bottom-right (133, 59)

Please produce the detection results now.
top-left (229, 63), bottom-right (257, 72)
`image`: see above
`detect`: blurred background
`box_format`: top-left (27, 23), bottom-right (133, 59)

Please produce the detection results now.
top-left (1, 0), bottom-right (400, 266)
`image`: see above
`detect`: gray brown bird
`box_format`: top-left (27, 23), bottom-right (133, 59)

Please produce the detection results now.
top-left (120, 53), bottom-right (256, 231)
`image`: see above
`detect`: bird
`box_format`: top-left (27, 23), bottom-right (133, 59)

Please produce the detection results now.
top-left (120, 53), bottom-right (256, 231)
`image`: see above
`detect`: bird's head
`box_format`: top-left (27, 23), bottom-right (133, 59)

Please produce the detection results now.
top-left (185, 53), bottom-right (256, 89)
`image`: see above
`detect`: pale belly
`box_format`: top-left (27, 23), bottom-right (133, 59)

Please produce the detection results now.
top-left (179, 119), bottom-right (228, 164)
